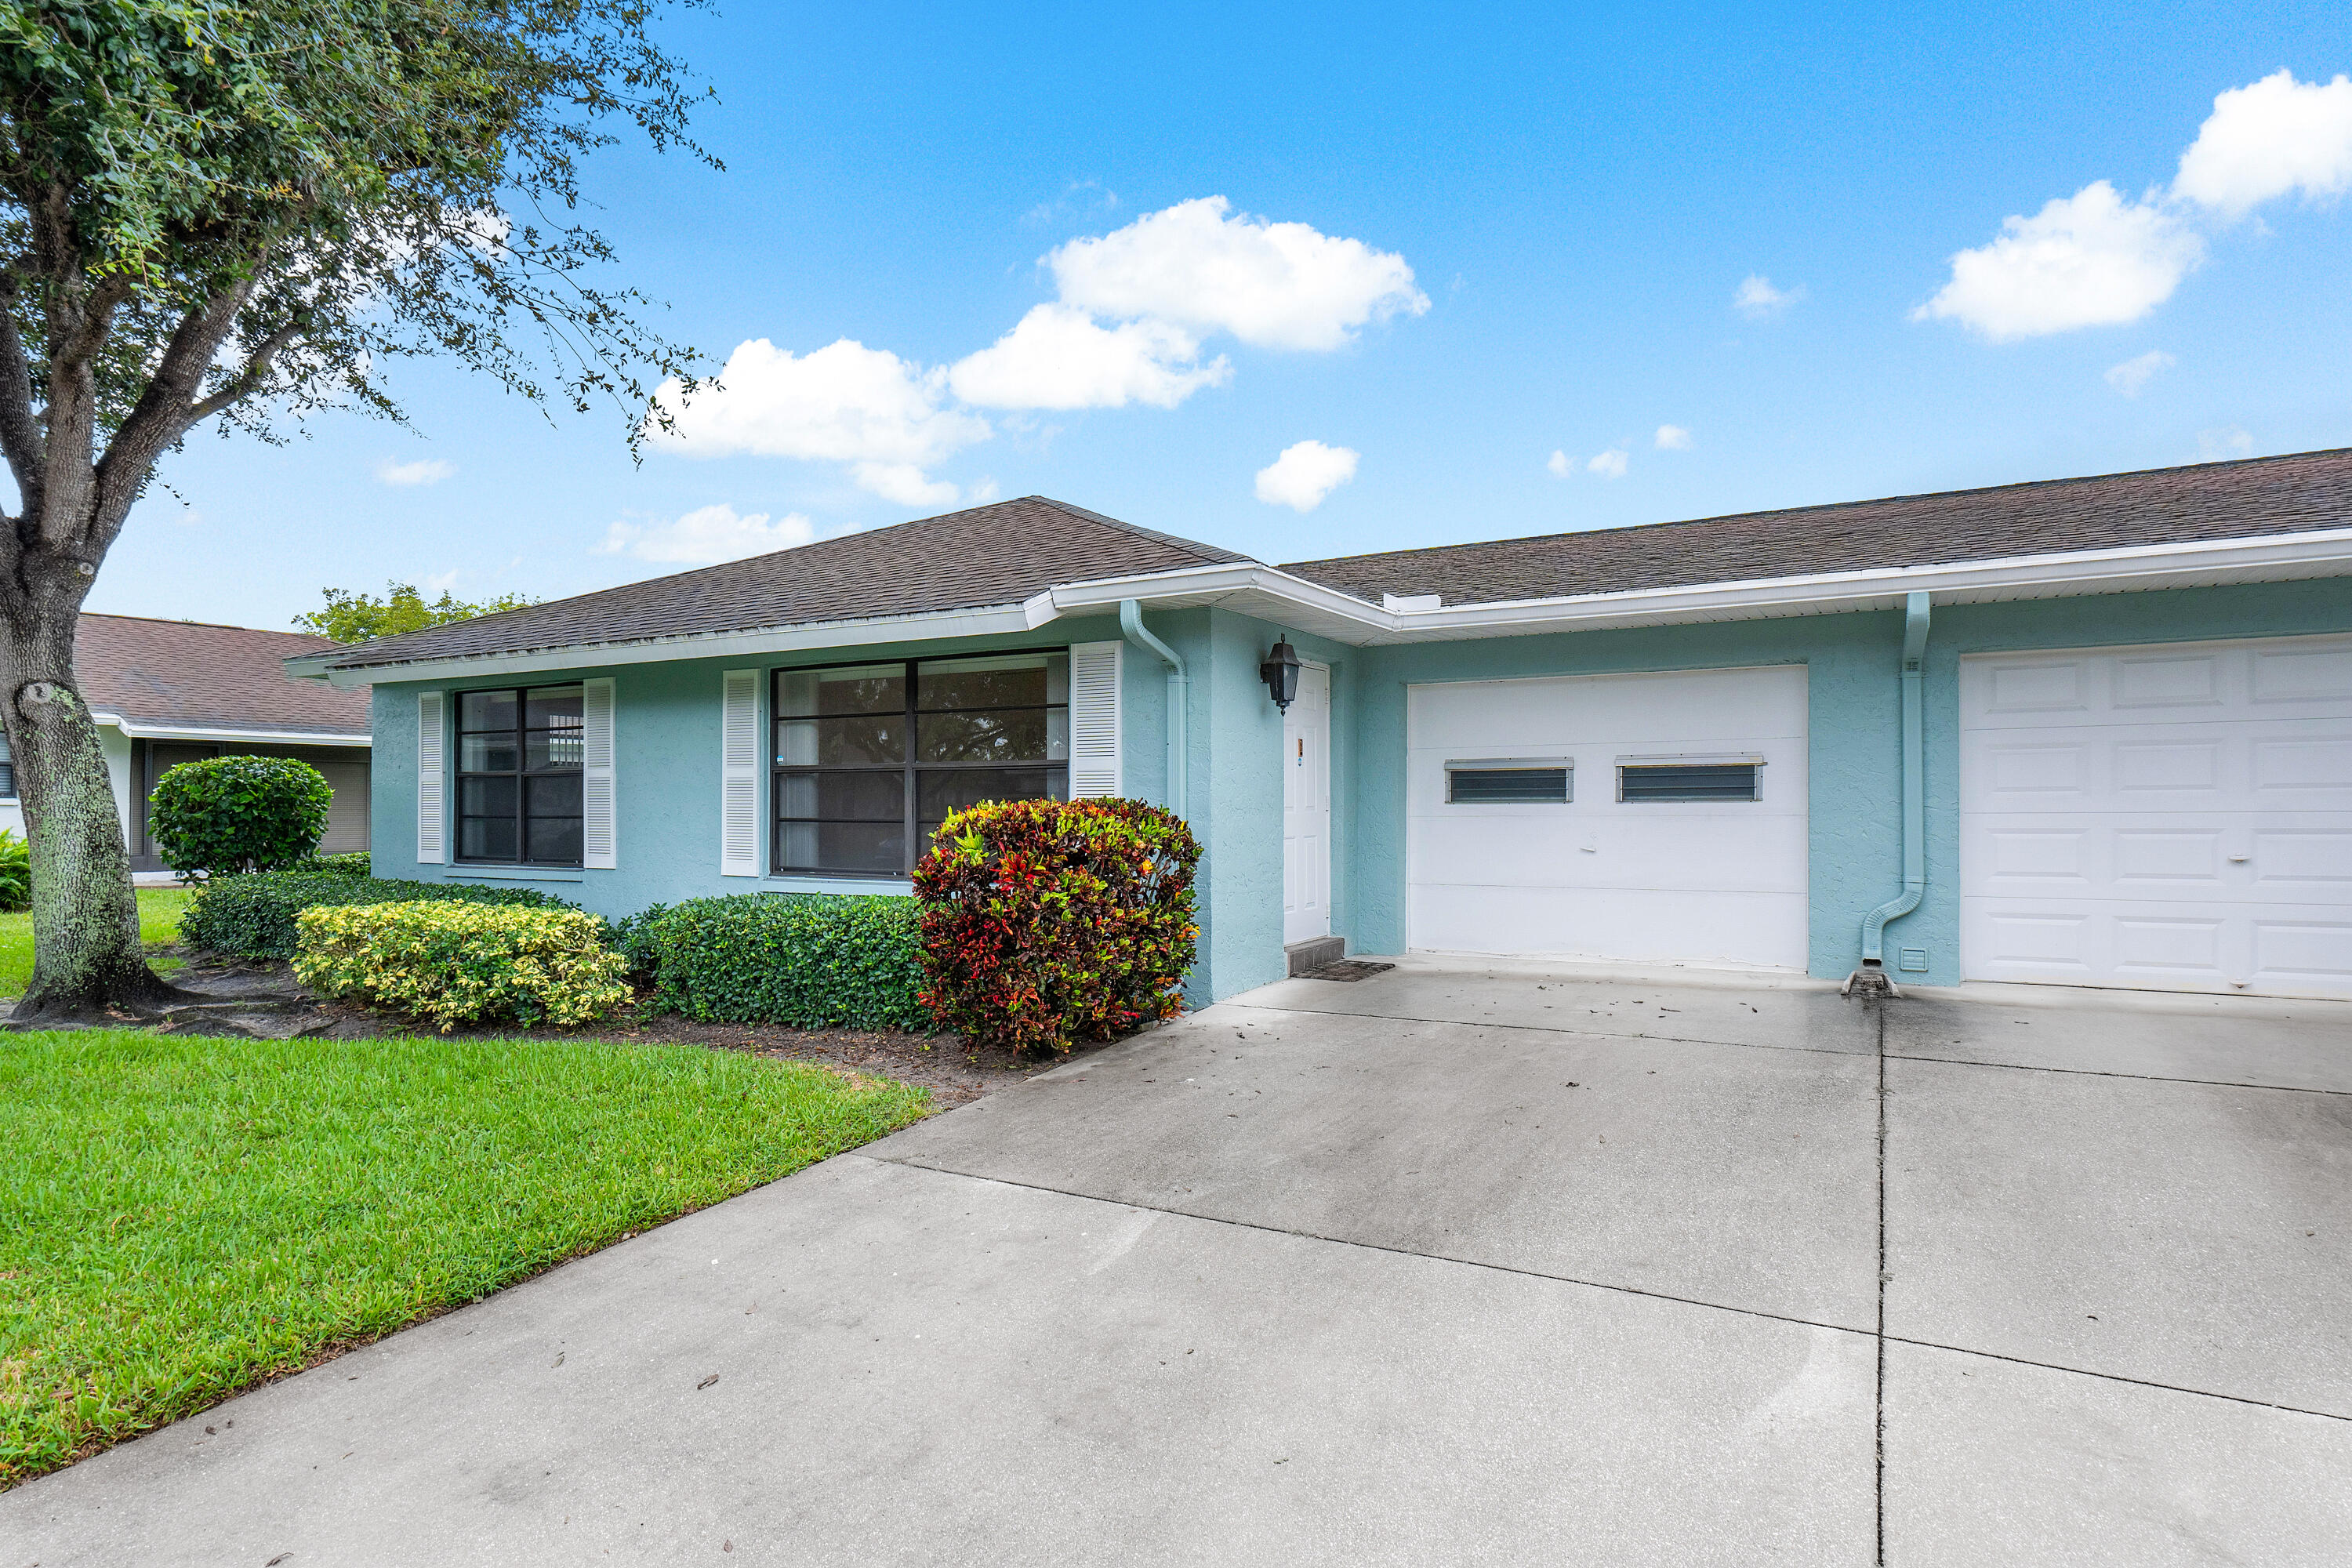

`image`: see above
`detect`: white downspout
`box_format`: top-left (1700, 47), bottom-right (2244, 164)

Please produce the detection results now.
top-left (1118, 600), bottom-right (1186, 820)
top-left (1847, 590), bottom-right (1931, 998)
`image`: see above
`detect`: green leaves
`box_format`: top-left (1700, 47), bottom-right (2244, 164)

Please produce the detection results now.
top-left (633, 895), bottom-right (930, 1033)
top-left (147, 754), bottom-right (334, 877)
top-left (181, 869), bottom-right (571, 960)
top-left (294, 582), bottom-right (538, 642)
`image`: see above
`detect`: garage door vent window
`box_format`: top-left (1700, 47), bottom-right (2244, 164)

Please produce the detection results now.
top-left (1618, 761), bottom-right (1760, 802)
top-left (1446, 760), bottom-right (1571, 804)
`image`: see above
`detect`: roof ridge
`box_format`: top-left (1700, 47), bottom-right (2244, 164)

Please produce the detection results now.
top-left (81, 611), bottom-right (332, 641)
top-left (1280, 445), bottom-right (2352, 572)
top-left (1028, 496), bottom-right (1256, 566)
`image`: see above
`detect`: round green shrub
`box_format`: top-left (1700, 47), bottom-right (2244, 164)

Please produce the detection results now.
top-left (148, 755), bottom-right (333, 877)
top-left (0, 827), bottom-right (29, 913)
top-left (913, 798), bottom-right (1200, 1054)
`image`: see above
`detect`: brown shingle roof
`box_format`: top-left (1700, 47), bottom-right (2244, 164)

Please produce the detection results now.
top-left (1282, 448), bottom-right (2352, 607)
top-left (77, 615), bottom-right (372, 737)
top-left (320, 495), bottom-right (1247, 670)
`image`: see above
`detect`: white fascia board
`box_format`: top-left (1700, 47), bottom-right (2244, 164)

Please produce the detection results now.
top-left (307, 602), bottom-right (1044, 688)
top-left (293, 525), bottom-right (2352, 686)
top-left (1050, 527), bottom-right (2352, 644)
top-left (90, 712), bottom-right (372, 746)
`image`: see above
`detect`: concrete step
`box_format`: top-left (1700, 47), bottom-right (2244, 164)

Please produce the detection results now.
top-left (1285, 936), bottom-right (1345, 977)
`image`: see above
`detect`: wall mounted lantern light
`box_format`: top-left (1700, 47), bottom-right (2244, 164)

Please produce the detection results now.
top-left (1260, 638), bottom-right (1302, 710)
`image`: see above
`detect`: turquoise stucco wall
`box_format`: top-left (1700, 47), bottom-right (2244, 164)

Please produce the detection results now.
top-left (368, 612), bottom-right (1147, 916)
top-left (1343, 577), bottom-right (2352, 985)
top-left (365, 576), bottom-right (2350, 1003)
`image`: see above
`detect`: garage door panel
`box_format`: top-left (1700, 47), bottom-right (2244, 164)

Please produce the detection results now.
top-left (1963, 633), bottom-right (2352, 1000)
top-left (1405, 666), bottom-right (1807, 969)
top-left (1411, 815), bottom-right (1808, 894)
top-left (1410, 884), bottom-right (1809, 969)
top-left (2252, 920), bottom-right (2352, 985)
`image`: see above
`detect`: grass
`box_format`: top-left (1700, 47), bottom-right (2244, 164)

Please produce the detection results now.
top-left (0, 1030), bottom-right (931, 1486)
top-left (0, 885), bottom-right (194, 997)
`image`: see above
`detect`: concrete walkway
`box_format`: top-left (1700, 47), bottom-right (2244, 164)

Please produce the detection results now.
top-left (7, 962), bottom-right (2350, 1564)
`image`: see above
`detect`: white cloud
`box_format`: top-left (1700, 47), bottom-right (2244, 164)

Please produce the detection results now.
top-left (1911, 181), bottom-right (2204, 340)
top-left (1587, 448), bottom-right (1628, 479)
top-left (947, 303), bottom-right (1232, 410)
top-left (1653, 424), bottom-right (1693, 450)
top-left (596, 503), bottom-right (818, 564)
top-left (1546, 449), bottom-right (1573, 478)
top-left (2173, 70), bottom-right (2352, 218)
top-left (2198, 425), bottom-right (2253, 461)
top-left (1254, 440), bottom-right (1359, 511)
top-left (1733, 274), bottom-right (1804, 319)
top-left (646, 338), bottom-right (990, 505)
top-left (421, 569), bottom-right (462, 593)
top-left (376, 457), bottom-right (454, 486)
top-left (2105, 349), bottom-right (2175, 396)
top-left (1050, 196), bottom-right (1428, 350)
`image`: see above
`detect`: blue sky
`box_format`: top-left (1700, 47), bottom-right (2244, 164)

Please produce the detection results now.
top-left (96, 1), bottom-right (2352, 630)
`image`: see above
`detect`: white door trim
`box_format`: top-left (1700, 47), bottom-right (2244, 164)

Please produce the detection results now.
top-left (1283, 661), bottom-right (1333, 946)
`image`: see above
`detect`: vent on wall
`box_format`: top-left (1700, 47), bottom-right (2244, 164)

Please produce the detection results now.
top-left (1617, 756), bottom-right (1762, 803)
top-left (1446, 758), bottom-right (1572, 804)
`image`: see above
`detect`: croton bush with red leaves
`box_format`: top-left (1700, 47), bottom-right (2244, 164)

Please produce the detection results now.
top-left (913, 797), bottom-right (1200, 1054)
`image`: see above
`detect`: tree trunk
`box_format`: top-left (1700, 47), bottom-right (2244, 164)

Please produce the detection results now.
top-left (2, 604), bottom-right (179, 1023)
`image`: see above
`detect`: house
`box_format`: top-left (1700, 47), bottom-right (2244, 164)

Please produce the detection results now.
top-left (290, 449), bottom-right (2352, 1003)
top-left (0, 615), bottom-right (373, 871)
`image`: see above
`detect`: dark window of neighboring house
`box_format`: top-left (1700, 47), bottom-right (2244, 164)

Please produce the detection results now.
top-left (774, 653), bottom-right (1069, 877)
top-left (457, 685), bottom-right (584, 864)
top-left (0, 731), bottom-right (13, 799)
top-left (1617, 761), bottom-right (1762, 803)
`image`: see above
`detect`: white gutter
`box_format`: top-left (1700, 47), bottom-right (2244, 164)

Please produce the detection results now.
top-left (92, 712), bottom-right (372, 747)
top-left (289, 524), bottom-right (2352, 683)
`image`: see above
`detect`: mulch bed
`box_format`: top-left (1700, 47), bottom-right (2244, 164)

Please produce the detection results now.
top-left (161, 949), bottom-right (1122, 1107)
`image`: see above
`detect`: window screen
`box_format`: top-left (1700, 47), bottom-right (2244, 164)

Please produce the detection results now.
top-left (0, 731), bottom-right (13, 799)
top-left (1617, 761), bottom-right (1761, 802)
top-left (775, 652), bottom-right (1069, 876)
top-left (1446, 760), bottom-right (1571, 804)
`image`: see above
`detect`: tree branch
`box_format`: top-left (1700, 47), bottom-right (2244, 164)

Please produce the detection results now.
top-left (89, 278), bottom-right (254, 546)
top-left (0, 265), bottom-right (42, 504)
top-left (186, 312), bottom-right (307, 424)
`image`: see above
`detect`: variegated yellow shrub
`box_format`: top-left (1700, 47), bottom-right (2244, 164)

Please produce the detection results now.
top-left (293, 903), bottom-right (630, 1031)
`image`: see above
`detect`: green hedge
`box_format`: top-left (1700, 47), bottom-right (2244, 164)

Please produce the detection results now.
top-left (182, 872), bottom-right (574, 960)
top-left (296, 903), bottom-right (631, 1030)
top-left (307, 851), bottom-right (372, 877)
top-left (635, 895), bottom-right (927, 1031)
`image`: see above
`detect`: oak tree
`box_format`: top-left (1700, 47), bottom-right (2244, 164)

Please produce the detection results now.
top-left (0, 0), bottom-right (711, 1019)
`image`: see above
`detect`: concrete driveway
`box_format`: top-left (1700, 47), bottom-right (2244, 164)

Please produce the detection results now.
top-left (7, 961), bottom-right (2349, 1565)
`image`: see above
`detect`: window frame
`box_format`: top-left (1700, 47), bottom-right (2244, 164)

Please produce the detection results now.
top-left (454, 684), bottom-right (587, 866)
top-left (1614, 756), bottom-right (1765, 804)
top-left (770, 651), bottom-right (1073, 878)
top-left (1444, 757), bottom-right (1573, 804)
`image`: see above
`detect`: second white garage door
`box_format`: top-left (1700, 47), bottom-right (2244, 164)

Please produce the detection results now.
top-left (1406, 666), bottom-right (1809, 968)
top-left (1961, 633), bottom-right (2352, 1000)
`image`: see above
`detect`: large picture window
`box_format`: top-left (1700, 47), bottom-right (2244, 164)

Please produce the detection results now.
top-left (457, 685), bottom-right (585, 864)
top-left (774, 652), bottom-right (1069, 876)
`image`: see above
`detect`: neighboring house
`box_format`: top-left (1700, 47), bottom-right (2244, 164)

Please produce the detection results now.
top-left (0, 615), bottom-right (372, 870)
top-left (292, 450), bottom-right (2352, 1003)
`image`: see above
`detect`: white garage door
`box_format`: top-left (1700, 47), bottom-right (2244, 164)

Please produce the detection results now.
top-left (1961, 633), bottom-right (2352, 1000)
top-left (1406, 666), bottom-right (1809, 968)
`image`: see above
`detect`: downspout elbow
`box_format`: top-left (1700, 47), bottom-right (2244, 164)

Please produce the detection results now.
top-left (1119, 600), bottom-right (1187, 819)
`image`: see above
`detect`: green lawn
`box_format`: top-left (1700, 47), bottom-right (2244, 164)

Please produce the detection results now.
top-left (0, 885), bottom-right (194, 997)
top-left (0, 1031), bottom-right (931, 1486)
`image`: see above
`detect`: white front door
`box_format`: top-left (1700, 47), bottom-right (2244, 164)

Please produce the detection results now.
top-left (1960, 633), bottom-right (2352, 999)
top-left (1283, 662), bottom-right (1332, 944)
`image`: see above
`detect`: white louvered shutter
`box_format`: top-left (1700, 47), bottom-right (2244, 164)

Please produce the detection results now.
top-left (1069, 641), bottom-right (1123, 798)
top-left (720, 670), bottom-right (760, 876)
top-left (416, 691), bottom-right (447, 865)
top-left (581, 677), bottom-right (617, 869)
